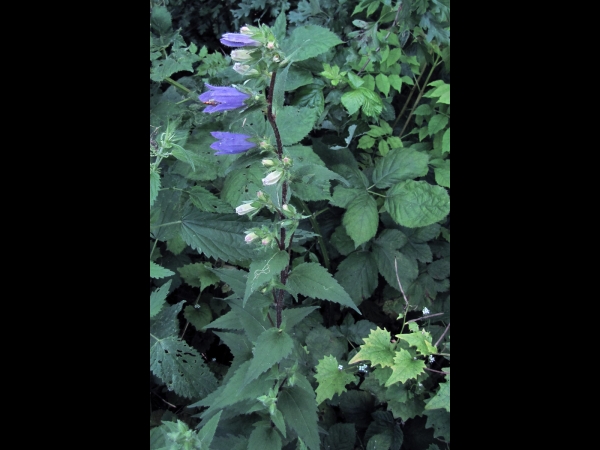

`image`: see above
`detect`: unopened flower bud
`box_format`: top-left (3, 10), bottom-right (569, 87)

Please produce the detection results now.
top-left (233, 63), bottom-right (259, 76)
top-left (262, 170), bottom-right (283, 186)
top-left (231, 49), bottom-right (253, 62)
top-left (267, 42), bottom-right (275, 49)
top-left (262, 159), bottom-right (275, 167)
top-left (236, 203), bottom-right (258, 215)
top-left (245, 232), bottom-right (259, 243)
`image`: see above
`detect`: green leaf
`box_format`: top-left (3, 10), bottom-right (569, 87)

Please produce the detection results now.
top-left (244, 328), bottom-right (294, 386)
top-left (425, 378), bottom-right (450, 412)
top-left (385, 349), bottom-right (426, 386)
top-left (184, 304), bottom-right (213, 331)
top-left (178, 263), bottom-right (220, 291)
top-left (367, 434), bottom-right (392, 450)
top-left (385, 180), bottom-right (450, 228)
top-left (334, 251), bottom-right (379, 306)
top-left (343, 191), bottom-right (379, 247)
top-left (221, 166), bottom-right (264, 208)
top-left (434, 160), bottom-right (450, 188)
top-left (286, 263), bottom-right (360, 314)
top-left (277, 106), bottom-right (318, 146)
top-left (150, 261), bottom-right (175, 279)
top-left (150, 171), bottom-right (161, 207)
top-left (282, 25), bottom-right (343, 62)
top-left (188, 186), bottom-right (233, 213)
top-left (428, 114), bottom-right (449, 136)
top-left (322, 423), bottom-right (356, 450)
top-left (244, 251), bottom-right (290, 306)
top-left (341, 89), bottom-right (364, 115)
top-left (442, 128), bottom-right (450, 154)
top-left (373, 148), bottom-right (430, 189)
top-left (388, 74), bottom-right (402, 91)
top-left (315, 355), bottom-right (357, 405)
top-left (396, 330), bottom-right (437, 356)
top-left (282, 306), bottom-right (321, 331)
top-left (150, 336), bottom-right (218, 399)
top-left (278, 375), bottom-right (320, 450)
top-left (180, 210), bottom-right (259, 263)
top-left (371, 244), bottom-right (418, 294)
top-left (248, 422), bottom-right (282, 450)
top-left (196, 411), bottom-right (222, 450)
top-left (375, 73), bottom-right (390, 96)
top-left (150, 280), bottom-right (172, 318)
top-left (424, 409), bottom-right (450, 442)
top-left (349, 327), bottom-right (396, 368)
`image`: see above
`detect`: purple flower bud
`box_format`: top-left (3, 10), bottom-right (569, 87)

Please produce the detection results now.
top-left (221, 33), bottom-right (261, 48)
top-left (199, 84), bottom-right (250, 114)
top-left (210, 132), bottom-right (256, 155)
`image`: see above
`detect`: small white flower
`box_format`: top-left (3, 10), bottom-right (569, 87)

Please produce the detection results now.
top-left (422, 307), bottom-right (431, 315)
top-left (194, 304), bottom-right (201, 309)
top-left (338, 365), bottom-right (344, 371)
top-left (429, 356), bottom-right (435, 364)
top-left (236, 203), bottom-right (258, 215)
top-left (358, 364), bottom-right (369, 373)
top-left (212, 358), bottom-right (216, 362)
top-left (262, 170), bottom-right (283, 186)
top-left (245, 232), bottom-right (259, 243)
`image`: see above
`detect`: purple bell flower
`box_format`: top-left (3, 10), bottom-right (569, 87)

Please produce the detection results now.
top-left (220, 33), bottom-right (261, 48)
top-left (210, 132), bottom-right (256, 155)
top-left (199, 84), bottom-right (250, 114)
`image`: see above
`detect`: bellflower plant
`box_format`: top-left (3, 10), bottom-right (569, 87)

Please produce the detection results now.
top-left (151, 5), bottom-right (450, 448)
top-left (210, 132), bottom-right (255, 155)
top-left (199, 84), bottom-right (250, 113)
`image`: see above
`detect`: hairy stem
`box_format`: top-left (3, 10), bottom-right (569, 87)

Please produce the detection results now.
top-left (164, 77), bottom-right (191, 94)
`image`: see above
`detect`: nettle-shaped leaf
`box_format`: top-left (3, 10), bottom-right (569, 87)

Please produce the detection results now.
top-left (425, 376), bottom-right (450, 413)
top-left (315, 355), bottom-right (358, 405)
top-left (150, 280), bottom-right (171, 318)
top-left (349, 327), bottom-right (396, 368)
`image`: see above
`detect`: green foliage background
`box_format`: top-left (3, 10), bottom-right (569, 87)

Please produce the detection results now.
top-left (150, 1), bottom-right (450, 448)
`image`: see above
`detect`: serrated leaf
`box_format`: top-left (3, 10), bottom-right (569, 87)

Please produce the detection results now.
top-left (278, 375), bottom-right (320, 450)
top-left (367, 434), bottom-right (392, 450)
top-left (151, 261), bottom-right (175, 279)
top-left (184, 304), bottom-right (213, 331)
top-left (150, 336), bottom-right (218, 399)
top-left (425, 409), bottom-right (450, 442)
top-left (375, 73), bottom-right (390, 96)
top-left (373, 148), bottom-right (430, 189)
top-left (349, 327), bottom-right (396, 368)
top-left (150, 171), bottom-right (161, 207)
top-left (276, 106), bottom-right (318, 146)
top-left (248, 422), bottom-right (282, 450)
top-left (442, 128), bottom-right (450, 154)
top-left (343, 191), bottom-right (378, 247)
top-left (385, 349), bottom-right (426, 386)
top-left (322, 423), bottom-right (356, 450)
top-left (341, 89), bottom-right (364, 115)
top-left (385, 180), bottom-right (450, 228)
top-left (396, 330), bottom-right (437, 356)
top-left (315, 355), bottom-right (357, 404)
top-left (286, 263), bottom-right (360, 314)
top-left (244, 328), bottom-right (294, 386)
top-left (196, 411), bottom-right (222, 450)
top-left (180, 210), bottom-right (259, 263)
top-left (282, 25), bottom-right (343, 62)
top-left (282, 306), bottom-right (321, 331)
top-left (188, 186), bottom-right (233, 213)
top-left (434, 160), bottom-right (450, 188)
top-left (425, 379), bottom-right (450, 412)
top-left (244, 251), bottom-right (290, 305)
top-left (150, 280), bottom-right (172, 318)
top-left (371, 245), bottom-right (418, 294)
top-left (334, 251), bottom-right (378, 306)
top-left (428, 114), bottom-right (449, 136)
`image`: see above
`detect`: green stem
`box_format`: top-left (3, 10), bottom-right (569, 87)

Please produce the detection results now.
top-left (150, 239), bottom-right (158, 260)
top-left (294, 199), bottom-right (331, 272)
top-left (399, 55), bottom-right (442, 138)
top-left (392, 65), bottom-right (427, 130)
top-left (164, 77), bottom-right (191, 94)
top-left (151, 220), bottom-right (182, 230)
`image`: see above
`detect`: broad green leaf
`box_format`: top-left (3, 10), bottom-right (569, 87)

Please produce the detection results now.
top-left (315, 355), bottom-right (357, 404)
top-left (150, 171), bottom-right (161, 207)
top-left (396, 330), bottom-right (437, 356)
top-left (286, 263), bottom-right (360, 314)
top-left (385, 349), bottom-right (426, 386)
top-left (282, 306), bottom-right (321, 331)
top-left (425, 409), bottom-right (450, 442)
top-left (150, 336), bottom-right (218, 399)
top-left (277, 106), bottom-right (319, 146)
top-left (278, 375), bottom-right (320, 450)
top-left (373, 148), bottom-right (430, 189)
top-left (371, 244), bottom-right (418, 294)
top-left (244, 328), bottom-right (294, 386)
top-left (150, 261), bottom-right (174, 279)
top-left (341, 89), bottom-right (364, 115)
top-left (322, 423), bottom-right (356, 450)
top-left (196, 411), bottom-right (222, 450)
top-left (180, 210), bottom-right (258, 263)
top-left (183, 304), bottom-right (213, 331)
top-left (343, 191), bottom-right (379, 247)
top-left (221, 166), bottom-right (264, 208)
top-left (428, 114), bottom-right (449, 136)
top-left (282, 25), bottom-right (343, 62)
top-left (178, 263), bottom-right (220, 291)
top-left (385, 180), bottom-right (450, 228)
top-left (188, 186), bottom-right (233, 213)
top-left (367, 434), bottom-right (392, 450)
top-left (306, 327), bottom-right (347, 367)
top-left (248, 422), bottom-right (282, 450)
top-left (244, 251), bottom-right (290, 305)
top-left (150, 280), bottom-right (172, 318)
top-left (292, 164), bottom-right (343, 201)
top-left (349, 327), bottom-right (396, 368)
top-left (375, 73), bottom-right (390, 96)
top-left (442, 128), bottom-right (450, 154)
top-left (335, 251), bottom-right (379, 306)
top-left (434, 160), bottom-right (450, 188)
top-left (388, 74), bottom-right (402, 91)
top-left (425, 379), bottom-right (450, 412)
